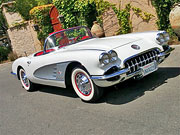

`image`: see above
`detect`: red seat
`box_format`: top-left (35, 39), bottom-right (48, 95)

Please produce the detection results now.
top-left (81, 36), bottom-right (90, 40)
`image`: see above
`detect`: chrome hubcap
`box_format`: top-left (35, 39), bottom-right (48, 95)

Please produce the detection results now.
top-left (75, 73), bottom-right (92, 96)
top-left (21, 71), bottom-right (28, 87)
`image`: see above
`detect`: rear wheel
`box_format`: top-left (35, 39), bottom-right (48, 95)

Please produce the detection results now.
top-left (19, 68), bottom-right (35, 91)
top-left (71, 67), bottom-right (103, 102)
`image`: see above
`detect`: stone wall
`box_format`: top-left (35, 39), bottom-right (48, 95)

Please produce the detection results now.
top-left (1, 2), bottom-right (22, 28)
top-left (103, 0), bottom-right (158, 36)
top-left (1, 2), bottom-right (42, 57)
top-left (102, 8), bottom-right (120, 37)
top-left (29, 21), bottom-right (42, 52)
top-left (7, 23), bottom-right (38, 57)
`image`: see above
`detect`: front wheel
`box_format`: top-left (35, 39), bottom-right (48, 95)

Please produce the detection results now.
top-left (71, 67), bottom-right (103, 102)
top-left (19, 68), bottom-right (35, 91)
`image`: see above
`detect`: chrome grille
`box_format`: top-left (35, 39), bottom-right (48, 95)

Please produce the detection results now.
top-left (124, 49), bottom-right (160, 75)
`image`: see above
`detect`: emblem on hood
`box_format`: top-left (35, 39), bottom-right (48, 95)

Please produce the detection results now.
top-left (131, 44), bottom-right (140, 50)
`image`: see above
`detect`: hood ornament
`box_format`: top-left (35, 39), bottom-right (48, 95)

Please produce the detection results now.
top-left (131, 44), bottom-right (140, 50)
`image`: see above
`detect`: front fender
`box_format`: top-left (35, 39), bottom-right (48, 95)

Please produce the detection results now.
top-left (66, 50), bottom-right (121, 76)
top-left (12, 57), bottom-right (31, 78)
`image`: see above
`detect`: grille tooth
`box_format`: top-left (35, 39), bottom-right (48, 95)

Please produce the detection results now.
top-left (153, 51), bottom-right (156, 60)
top-left (154, 50), bottom-right (158, 61)
top-left (149, 52), bottom-right (153, 62)
top-left (126, 62), bottom-right (131, 73)
top-left (142, 55), bottom-right (146, 65)
top-left (139, 57), bottom-right (142, 67)
top-left (146, 54), bottom-right (149, 63)
top-left (151, 51), bottom-right (155, 60)
top-left (125, 49), bottom-right (158, 75)
top-left (135, 59), bottom-right (139, 70)
top-left (131, 61), bottom-right (136, 72)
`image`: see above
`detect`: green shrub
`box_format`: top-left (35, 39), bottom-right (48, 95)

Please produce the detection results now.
top-left (15, 0), bottom-right (38, 20)
top-left (74, 0), bottom-right (97, 28)
top-left (53, 0), bottom-right (132, 34)
top-left (15, 0), bottom-right (52, 20)
top-left (113, 4), bottom-right (132, 34)
top-left (30, 4), bottom-right (54, 43)
top-left (0, 46), bottom-right (10, 62)
top-left (152, 0), bottom-right (180, 36)
top-left (53, 0), bottom-right (97, 28)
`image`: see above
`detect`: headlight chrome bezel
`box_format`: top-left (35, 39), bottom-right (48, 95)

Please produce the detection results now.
top-left (99, 50), bottom-right (118, 66)
top-left (99, 52), bottom-right (110, 66)
top-left (156, 31), bottom-right (170, 45)
top-left (163, 32), bottom-right (170, 42)
top-left (108, 50), bottom-right (118, 62)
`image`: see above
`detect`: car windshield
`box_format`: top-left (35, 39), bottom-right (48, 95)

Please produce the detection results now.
top-left (45, 26), bottom-right (93, 50)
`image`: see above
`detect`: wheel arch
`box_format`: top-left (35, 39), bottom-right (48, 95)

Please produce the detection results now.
top-left (17, 66), bottom-right (23, 80)
top-left (65, 61), bottom-right (89, 88)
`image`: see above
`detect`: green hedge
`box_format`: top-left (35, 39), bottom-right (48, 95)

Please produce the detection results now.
top-left (15, 0), bottom-right (52, 20)
top-left (53, 0), bottom-right (133, 34)
top-left (152, 0), bottom-right (180, 35)
top-left (30, 4), bottom-right (54, 43)
top-left (0, 46), bottom-right (10, 62)
top-left (53, 0), bottom-right (97, 29)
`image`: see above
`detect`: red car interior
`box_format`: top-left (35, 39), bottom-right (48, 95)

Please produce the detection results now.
top-left (34, 36), bottom-right (90, 56)
top-left (34, 49), bottom-right (55, 56)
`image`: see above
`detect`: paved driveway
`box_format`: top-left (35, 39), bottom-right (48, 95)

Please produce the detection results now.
top-left (0, 46), bottom-right (180, 135)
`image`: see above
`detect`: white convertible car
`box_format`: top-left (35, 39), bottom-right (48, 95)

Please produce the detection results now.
top-left (11, 26), bottom-right (173, 102)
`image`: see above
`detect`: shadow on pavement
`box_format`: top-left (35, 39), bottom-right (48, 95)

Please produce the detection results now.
top-left (37, 86), bottom-right (78, 98)
top-left (36, 67), bottom-right (180, 104)
top-left (99, 67), bottom-right (180, 105)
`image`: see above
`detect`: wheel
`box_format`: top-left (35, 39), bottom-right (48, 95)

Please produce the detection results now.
top-left (71, 67), bottom-right (103, 102)
top-left (19, 68), bottom-right (35, 91)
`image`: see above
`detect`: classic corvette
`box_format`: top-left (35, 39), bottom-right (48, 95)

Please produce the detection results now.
top-left (11, 26), bottom-right (173, 102)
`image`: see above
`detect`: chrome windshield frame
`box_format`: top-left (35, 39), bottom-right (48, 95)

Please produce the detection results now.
top-left (43, 26), bottom-right (93, 53)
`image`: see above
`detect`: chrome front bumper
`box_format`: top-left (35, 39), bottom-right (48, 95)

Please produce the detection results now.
top-left (158, 46), bottom-right (174, 58)
top-left (91, 68), bottom-right (129, 80)
top-left (91, 47), bottom-right (174, 87)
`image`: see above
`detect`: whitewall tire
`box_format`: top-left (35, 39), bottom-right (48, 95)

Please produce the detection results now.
top-left (71, 67), bottom-right (103, 102)
top-left (19, 68), bottom-right (34, 91)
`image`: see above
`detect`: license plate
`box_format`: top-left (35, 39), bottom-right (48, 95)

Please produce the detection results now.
top-left (141, 61), bottom-right (158, 76)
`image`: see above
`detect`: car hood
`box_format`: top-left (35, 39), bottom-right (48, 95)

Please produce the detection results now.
top-left (67, 37), bottom-right (141, 51)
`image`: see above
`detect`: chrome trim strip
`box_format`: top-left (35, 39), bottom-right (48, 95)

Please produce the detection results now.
top-left (11, 72), bottom-right (17, 76)
top-left (33, 61), bottom-right (71, 81)
top-left (91, 68), bottom-right (129, 80)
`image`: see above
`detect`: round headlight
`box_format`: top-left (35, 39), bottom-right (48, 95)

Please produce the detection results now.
top-left (163, 32), bottom-right (170, 42)
top-left (99, 53), bottom-right (110, 65)
top-left (156, 33), bottom-right (165, 44)
top-left (108, 50), bottom-right (118, 62)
